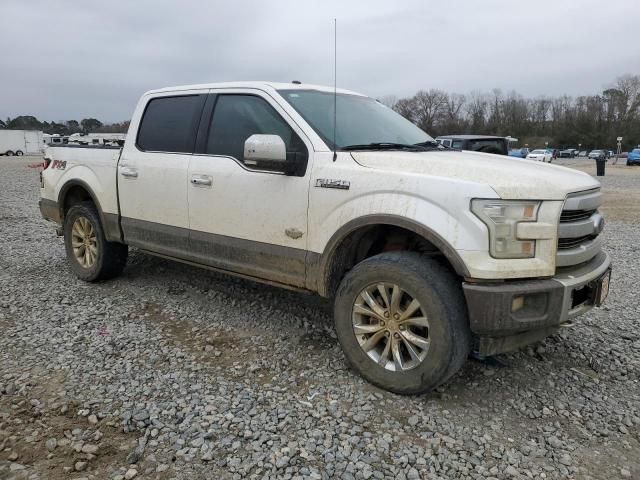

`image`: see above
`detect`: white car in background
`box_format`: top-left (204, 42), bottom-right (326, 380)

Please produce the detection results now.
top-left (526, 149), bottom-right (553, 163)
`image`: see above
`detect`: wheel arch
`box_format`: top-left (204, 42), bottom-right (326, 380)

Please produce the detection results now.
top-left (312, 214), bottom-right (470, 297)
top-left (57, 179), bottom-right (121, 242)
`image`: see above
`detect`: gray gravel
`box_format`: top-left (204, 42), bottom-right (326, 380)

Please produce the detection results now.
top-left (1, 155), bottom-right (639, 479)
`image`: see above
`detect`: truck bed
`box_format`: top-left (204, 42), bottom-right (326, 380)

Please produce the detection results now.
top-left (42, 145), bottom-right (123, 233)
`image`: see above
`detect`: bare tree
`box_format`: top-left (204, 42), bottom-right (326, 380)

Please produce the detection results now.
top-left (413, 89), bottom-right (448, 132)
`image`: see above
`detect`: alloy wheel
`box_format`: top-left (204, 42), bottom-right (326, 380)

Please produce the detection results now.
top-left (352, 283), bottom-right (430, 371)
top-left (71, 216), bottom-right (98, 268)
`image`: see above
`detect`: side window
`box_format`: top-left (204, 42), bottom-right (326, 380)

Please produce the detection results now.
top-left (206, 95), bottom-right (306, 165)
top-left (137, 95), bottom-right (203, 153)
top-left (452, 140), bottom-right (464, 149)
top-left (442, 139), bottom-right (452, 147)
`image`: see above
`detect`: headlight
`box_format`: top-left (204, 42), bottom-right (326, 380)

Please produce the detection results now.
top-left (471, 199), bottom-right (540, 258)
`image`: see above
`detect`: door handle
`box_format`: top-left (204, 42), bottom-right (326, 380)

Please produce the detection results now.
top-left (120, 167), bottom-right (138, 178)
top-left (191, 175), bottom-right (212, 186)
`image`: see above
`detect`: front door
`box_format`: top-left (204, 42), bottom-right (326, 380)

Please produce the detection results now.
top-left (187, 90), bottom-right (313, 287)
top-left (118, 92), bottom-right (206, 258)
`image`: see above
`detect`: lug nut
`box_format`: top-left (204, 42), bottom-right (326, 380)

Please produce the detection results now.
top-left (380, 321), bottom-right (385, 327)
top-left (393, 313), bottom-right (400, 320)
top-left (399, 325), bottom-right (405, 331)
top-left (394, 333), bottom-right (399, 339)
top-left (384, 311), bottom-right (390, 318)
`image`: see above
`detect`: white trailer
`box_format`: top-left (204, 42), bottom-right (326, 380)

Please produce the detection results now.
top-left (0, 130), bottom-right (44, 155)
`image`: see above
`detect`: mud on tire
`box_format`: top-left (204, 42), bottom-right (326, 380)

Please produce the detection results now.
top-left (63, 201), bottom-right (128, 282)
top-left (334, 251), bottom-right (471, 395)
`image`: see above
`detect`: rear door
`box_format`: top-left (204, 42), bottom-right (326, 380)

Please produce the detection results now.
top-left (24, 131), bottom-right (42, 154)
top-left (118, 91), bottom-right (206, 258)
top-left (186, 89), bottom-right (313, 287)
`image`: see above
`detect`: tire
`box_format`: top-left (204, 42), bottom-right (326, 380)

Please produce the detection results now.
top-left (15, 150), bottom-right (24, 156)
top-left (63, 201), bottom-right (128, 282)
top-left (334, 252), bottom-right (471, 395)
top-left (5, 150), bottom-right (14, 156)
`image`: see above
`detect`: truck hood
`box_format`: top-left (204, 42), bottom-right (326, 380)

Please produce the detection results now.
top-left (350, 150), bottom-right (599, 199)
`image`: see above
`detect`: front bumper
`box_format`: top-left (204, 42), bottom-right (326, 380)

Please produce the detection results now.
top-left (463, 251), bottom-right (611, 355)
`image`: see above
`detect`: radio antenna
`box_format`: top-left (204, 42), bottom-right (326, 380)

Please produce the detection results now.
top-left (332, 17), bottom-right (337, 162)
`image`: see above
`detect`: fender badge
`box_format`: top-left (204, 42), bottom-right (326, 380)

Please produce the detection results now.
top-left (315, 178), bottom-right (350, 190)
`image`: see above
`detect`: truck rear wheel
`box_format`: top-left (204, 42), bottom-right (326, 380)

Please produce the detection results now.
top-left (334, 252), bottom-right (471, 395)
top-left (5, 150), bottom-right (14, 156)
top-left (15, 150), bottom-right (24, 156)
top-left (63, 201), bottom-right (128, 282)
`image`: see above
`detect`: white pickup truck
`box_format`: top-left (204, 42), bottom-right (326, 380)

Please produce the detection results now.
top-left (39, 82), bottom-right (611, 394)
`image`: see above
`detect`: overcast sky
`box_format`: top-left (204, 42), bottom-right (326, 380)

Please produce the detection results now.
top-left (1, 0), bottom-right (638, 122)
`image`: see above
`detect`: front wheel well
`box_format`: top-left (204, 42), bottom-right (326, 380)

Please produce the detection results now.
top-left (321, 224), bottom-right (460, 297)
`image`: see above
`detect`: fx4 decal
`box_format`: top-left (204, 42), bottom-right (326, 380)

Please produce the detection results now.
top-left (51, 160), bottom-right (67, 170)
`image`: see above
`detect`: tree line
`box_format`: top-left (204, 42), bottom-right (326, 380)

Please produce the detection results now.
top-left (0, 116), bottom-right (130, 135)
top-left (384, 73), bottom-right (640, 150)
top-left (2, 73), bottom-right (639, 149)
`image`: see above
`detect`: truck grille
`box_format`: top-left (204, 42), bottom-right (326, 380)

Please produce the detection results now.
top-left (560, 209), bottom-right (597, 223)
top-left (556, 189), bottom-right (603, 267)
top-left (558, 234), bottom-right (598, 249)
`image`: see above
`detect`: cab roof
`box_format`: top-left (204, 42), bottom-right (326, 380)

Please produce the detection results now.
top-left (144, 81), bottom-right (365, 97)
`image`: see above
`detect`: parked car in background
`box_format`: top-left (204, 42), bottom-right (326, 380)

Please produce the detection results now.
top-left (508, 147), bottom-right (530, 158)
top-left (435, 135), bottom-right (509, 155)
top-left (627, 149), bottom-right (640, 166)
top-left (560, 149), bottom-right (576, 158)
top-left (578, 150), bottom-right (588, 157)
top-left (526, 149), bottom-right (553, 162)
top-left (589, 150), bottom-right (607, 161)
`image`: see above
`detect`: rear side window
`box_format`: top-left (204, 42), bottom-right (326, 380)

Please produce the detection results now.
top-left (137, 95), bottom-right (203, 153)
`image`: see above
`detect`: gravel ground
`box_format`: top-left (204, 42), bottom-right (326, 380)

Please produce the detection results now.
top-left (1, 155), bottom-right (639, 480)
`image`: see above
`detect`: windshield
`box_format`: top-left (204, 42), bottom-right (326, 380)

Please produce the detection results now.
top-left (278, 89), bottom-right (433, 149)
top-left (531, 149), bottom-right (546, 154)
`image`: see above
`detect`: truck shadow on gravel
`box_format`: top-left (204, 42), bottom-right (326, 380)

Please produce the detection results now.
top-left (126, 250), bottom-right (608, 397)
top-left (125, 250), bottom-right (333, 320)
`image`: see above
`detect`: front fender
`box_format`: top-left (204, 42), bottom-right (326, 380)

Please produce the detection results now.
top-left (308, 187), bottom-right (499, 295)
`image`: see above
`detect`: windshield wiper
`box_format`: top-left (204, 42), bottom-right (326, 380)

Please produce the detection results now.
top-left (413, 140), bottom-right (445, 149)
top-left (341, 142), bottom-right (427, 151)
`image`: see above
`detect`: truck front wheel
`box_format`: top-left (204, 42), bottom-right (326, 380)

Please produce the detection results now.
top-left (334, 252), bottom-right (471, 394)
top-left (63, 202), bottom-right (128, 282)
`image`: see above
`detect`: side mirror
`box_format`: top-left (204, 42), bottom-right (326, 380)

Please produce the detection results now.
top-left (244, 134), bottom-right (287, 171)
